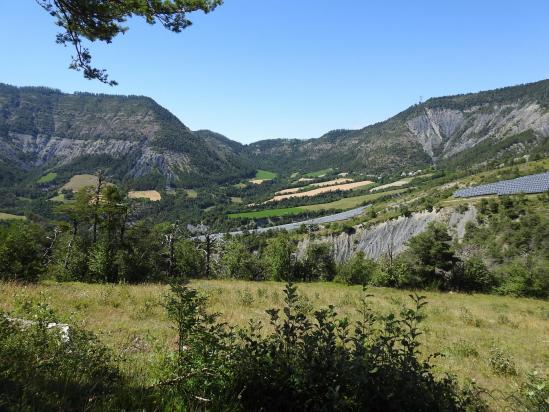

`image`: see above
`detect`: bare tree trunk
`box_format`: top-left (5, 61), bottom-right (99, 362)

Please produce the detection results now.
top-left (43, 227), bottom-right (60, 265)
top-left (64, 219), bottom-right (78, 270)
top-left (205, 233), bottom-right (212, 278)
top-left (92, 169), bottom-right (104, 244)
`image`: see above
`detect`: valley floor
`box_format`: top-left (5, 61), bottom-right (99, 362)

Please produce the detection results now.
top-left (1, 280), bottom-right (547, 409)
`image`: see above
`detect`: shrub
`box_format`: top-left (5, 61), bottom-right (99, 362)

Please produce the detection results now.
top-left (515, 371), bottom-right (549, 411)
top-left (161, 282), bottom-right (237, 410)
top-left (496, 259), bottom-right (549, 299)
top-left (372, 254), bottom-right (424, 289)
top-left (335, 251), bottom-right (379, 285)
top-left (230, 283), bottom-right (485, 411)
top-left (0, 307), bottom-right (121, 410)
top-left (488, 345), bottom-right (517, 376)
top-left (451, 257), bottom-right (496, 292)
top-left (299, 242), bottom-right (336, 281)
top-left (0, 222), bottom-right (46, 282)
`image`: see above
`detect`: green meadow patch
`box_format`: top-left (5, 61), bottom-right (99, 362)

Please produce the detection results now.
top-left (303, 188), bottom-right (408, 211)
top-left (304, 168), bottom-right (334, 178)
top-left (255, 170), bottom-right (278, 180)
top-left (228, 207), bottom-right (306, 219)
top-left (0, 212), bottom-right (26, 221)
top-left (37, 172), bottom-right (58, 184)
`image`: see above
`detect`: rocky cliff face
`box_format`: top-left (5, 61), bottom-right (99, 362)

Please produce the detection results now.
top-left (407, 103), bottom-right (549, 161)
top-left (297, 207), bottom-right (477, 262)
top-left (249, 80), bottom-right (549, 174)
top-left (0, 84), bottom-right (254, 186)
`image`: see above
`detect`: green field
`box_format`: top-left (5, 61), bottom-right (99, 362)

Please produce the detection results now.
top-left (37, 172), bottom-right (58, 184)
top-left (0, 280), bottom-right (546, 409)
top-left (48, 193), bottom-right (70, 203)
top-left (255, 169), bottom-right (278, 180)
top-left (303, 188), bottom-right (408, 211)
top-left (303, 168), bottom-right (334, 178)
top-left (0, 212), bottom-right (26, 221)
top-left (185, 189), bottom-right (198, 198)
top-left (229, 206), bottom-right (306, 219)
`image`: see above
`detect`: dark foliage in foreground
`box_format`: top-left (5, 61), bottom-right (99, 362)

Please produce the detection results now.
top-left (162, 282), bottom-right (487, 411)
top-left (0, 305), bottom-right (121, 411)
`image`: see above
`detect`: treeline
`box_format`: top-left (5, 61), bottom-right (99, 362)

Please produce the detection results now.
top-left (1, 184), bottom-right (547, 299)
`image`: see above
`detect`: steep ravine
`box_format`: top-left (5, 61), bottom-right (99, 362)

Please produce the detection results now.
top-left (297, 207), bottom-right (477, 262)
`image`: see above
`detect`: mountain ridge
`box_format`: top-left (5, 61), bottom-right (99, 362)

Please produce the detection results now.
top-left (1, 79), bottom-right (548, 188)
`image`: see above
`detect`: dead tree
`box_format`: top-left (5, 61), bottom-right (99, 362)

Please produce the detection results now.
top-left (164, 220), bottom-right (183, 277)
top-left (43, 226), bottom-right (61, 265)
top-left (92, 169), bottom-right (104, 243)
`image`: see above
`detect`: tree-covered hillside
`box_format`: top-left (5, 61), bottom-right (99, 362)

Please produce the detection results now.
top-left (247, 79), bottom-right (549, 175)
top-left (0, 84), bottom-right (255, 187)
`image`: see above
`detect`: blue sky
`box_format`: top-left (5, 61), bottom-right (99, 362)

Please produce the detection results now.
top-left (1, 1), bottom-right (548, 143)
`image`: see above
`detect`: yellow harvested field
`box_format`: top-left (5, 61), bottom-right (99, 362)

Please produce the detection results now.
top-left (275, 179), bottom-right (353, 195)
top-left (62, 174), bottom-right (99, 192)
top-left (128, 190), bottom-right (161, 201)
top-left (370, 177), bottom-right (412, 192)
top-left (310, 178), bottom-right (353, 187)
top-left (249, 179), bottom-right (266, 185)
top-left (275, 187), bottom-right (301, 195)
top-left (267, 180), bottom-right (374, 202)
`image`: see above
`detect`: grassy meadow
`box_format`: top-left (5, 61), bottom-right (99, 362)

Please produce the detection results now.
top-left (303, 168), bottom-right (334, 177)
top-left (0, 280), bottom-right (547, 408)
top-left (36, 172), bottom-right (58, 184)
top-left (228, 206), bottom-right (306, 219)
top-left (0, 212), bottom-right (26, 221)
top-left (302, 187), bottom-right (408, 211)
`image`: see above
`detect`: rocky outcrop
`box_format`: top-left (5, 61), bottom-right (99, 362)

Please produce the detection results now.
top-left (249, 80), bottom-right (549, 174)
top-left (297, 207), bottom-right (477, 262)
top-left (406, 103), bottom-right (549, 161)
top-left (0, 84), bottom-right (254, 185)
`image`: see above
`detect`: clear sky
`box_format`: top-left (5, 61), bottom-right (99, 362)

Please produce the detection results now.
top-left (1, 1), bottom-right (548, 143)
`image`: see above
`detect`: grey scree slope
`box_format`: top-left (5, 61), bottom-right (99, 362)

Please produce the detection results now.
top-left (454, 172), bottom-right (549, 198)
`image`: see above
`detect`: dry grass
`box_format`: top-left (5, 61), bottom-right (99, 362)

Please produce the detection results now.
top-left (128, 190), bottom-right (162, 201)
top-left (62, 174), bottom-right (99, 192)
top-left (0, 280), bottom-right (546, 404)
top-left (310, 178), bottom-right (353, 188)
top-left (275, 187), bottom-right (301, 195)
top-left (370, 177), bottom-right (412, 192)
top-left (268, 180), bottom-right (374, 202)
top-left (0, 212), bottom-right (26, 221)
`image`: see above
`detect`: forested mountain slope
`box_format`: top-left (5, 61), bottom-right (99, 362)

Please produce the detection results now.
top-left (1, 80), bottom-right (548, 188)
top-left (247, 79), bottom-right (549, 174)
top-left (0, 84), bottom-right (254, 187)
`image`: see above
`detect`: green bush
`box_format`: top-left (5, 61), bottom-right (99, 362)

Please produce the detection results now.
top-left (230, 284), bottom-right (485, 411)
top-left (515, 371), bottom-right (549, 411)
top-left (451, 257), bottom-right (496, 293)
top-left (336, 252), bottom-right (379, 285)
top-left (298, 242), bottom-right (336, 281)
top-left (496, 259), bottom-right (549, 299)
top-left (160, 282), bottom-right (486, 411)
top-left (0, 307), bottom-right (121, 411)
top-left (0, 222), bottom-right (46, 282)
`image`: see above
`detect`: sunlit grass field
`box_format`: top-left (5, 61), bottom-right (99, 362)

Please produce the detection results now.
top-left (1, 280), bottom-right (547, 408)
top-left (228, 206), bottom-right (306, 218)
top-left (0, 212), bottom-right (26, 220)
